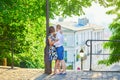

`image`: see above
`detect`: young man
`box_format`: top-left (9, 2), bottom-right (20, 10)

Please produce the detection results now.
top-left (54, 24), bottom-right (66, 75)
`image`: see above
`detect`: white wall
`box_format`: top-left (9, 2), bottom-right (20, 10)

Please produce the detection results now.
top-left (63, 32), bottom-right (75, 47)
top-left (62, 27), bottom-right (104, 70)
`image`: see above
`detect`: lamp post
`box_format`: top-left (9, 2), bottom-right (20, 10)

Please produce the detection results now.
top-left (79, 48), bottom-right (84, 70)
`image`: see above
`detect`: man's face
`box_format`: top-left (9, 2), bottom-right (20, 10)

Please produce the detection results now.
top-left (56, 28), bottom-right (59, 32)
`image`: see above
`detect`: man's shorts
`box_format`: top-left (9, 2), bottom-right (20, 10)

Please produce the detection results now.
top-left (56, 46), bottom-right (64, 60)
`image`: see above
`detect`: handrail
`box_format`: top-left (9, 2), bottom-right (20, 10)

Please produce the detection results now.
top-left (86, 39), bottom-right (120, 46)
top-left (85, 39), bottom-right (120, 71)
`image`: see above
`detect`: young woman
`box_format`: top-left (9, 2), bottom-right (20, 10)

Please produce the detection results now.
top-left (48, 26), bottom-right (58, 74)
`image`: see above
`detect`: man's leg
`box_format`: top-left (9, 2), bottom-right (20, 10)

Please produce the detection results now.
top-left (57, 60), bottom-right (61, 73)
top-left (61, 60), bottom-right (66, 73)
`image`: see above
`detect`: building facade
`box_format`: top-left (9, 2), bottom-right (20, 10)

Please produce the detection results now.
top-left (53, 18), bottom-right (104, 70)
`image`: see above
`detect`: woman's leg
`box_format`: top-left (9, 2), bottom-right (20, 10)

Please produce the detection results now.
top-left (54, 60), bottom-right (57, 74)
top-left (54, 60), bottom-right (60, 74)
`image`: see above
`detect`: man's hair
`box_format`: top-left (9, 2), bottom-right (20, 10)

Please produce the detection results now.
top-left (49, 26), bottom-right (55, 33)
top-left (56, 24), bottom-right (61, 29)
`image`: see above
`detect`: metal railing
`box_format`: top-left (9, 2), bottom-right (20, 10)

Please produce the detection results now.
top-left (0, 39), bottom-right (15, 69)
top-left (85, 39), bottom-right (120, 72)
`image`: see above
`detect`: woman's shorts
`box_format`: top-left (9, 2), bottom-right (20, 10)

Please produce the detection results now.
top-left (56, 46), bottom-right (64, 60)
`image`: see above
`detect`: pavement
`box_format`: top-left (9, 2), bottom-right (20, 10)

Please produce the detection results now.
top-left (0, 66), bottom-right (44, 80)
top-left (34, 71), bottom-right (120, 80)
top-left (0, 66), bottom-right (120, 80)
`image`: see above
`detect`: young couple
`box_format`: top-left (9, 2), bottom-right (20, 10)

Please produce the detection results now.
top-left (48, 24), bottom-right (66, 75)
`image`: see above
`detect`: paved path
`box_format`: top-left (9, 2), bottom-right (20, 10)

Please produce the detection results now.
top-left (0, 66), bottom-right (44, 80)
top-left (35, 71), bottom-right (120, 80)
top-left (0, 66), bottom-right (120, 80)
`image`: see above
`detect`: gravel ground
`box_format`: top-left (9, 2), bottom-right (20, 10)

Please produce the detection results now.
top-left (0, 66), bottom-right (44, 80)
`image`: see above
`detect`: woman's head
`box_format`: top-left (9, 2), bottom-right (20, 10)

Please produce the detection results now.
top-left (49, 26), bottom-right (55, 34)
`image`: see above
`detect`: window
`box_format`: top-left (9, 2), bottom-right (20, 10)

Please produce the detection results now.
top-left (63, 35), bottom-right (67, 46)
top-left (78, 33), bottom-right (81, 45)
top-left (76, 34), bottom-right (78, 45)
top-left (67, 35), bottom-right (74, 46)
top-left (97, 32), bottom-right (100, 39)
top-left (81, 32), bottom-right (84, 43)
top-left (76, 49), bottom-right (79, 61)
top-left (94, 32), bottom-right (96, 40)
top-left (63, 34), bottom-right (74, 47)
top-left (84, 32), bottom-right (85, 41)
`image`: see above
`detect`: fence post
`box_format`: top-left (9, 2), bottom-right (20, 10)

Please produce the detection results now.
top-left (3, 58), bottom-right (7, 66)
top-left (90, 40), bottom-right (92, 71)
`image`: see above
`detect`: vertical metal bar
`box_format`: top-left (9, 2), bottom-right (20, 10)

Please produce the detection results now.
top-left (74, 54), bottom-right (75, 70)
top-left (81, 58), bottom-right (83, 70)
top-left (45, 0), bottom-right (52, 74)
top-left (89, 40), bottom-right (92, 71)
top-left (11, 39), bottom-right (14, 69)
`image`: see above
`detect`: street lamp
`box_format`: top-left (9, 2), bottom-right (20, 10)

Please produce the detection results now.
top-left (79, 48), bottom-right (84, 70)
top-left (80, 48), bottom-right (84, 57)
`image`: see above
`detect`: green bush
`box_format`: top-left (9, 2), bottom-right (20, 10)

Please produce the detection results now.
top-left (67, 65), bottom-right (73, 70)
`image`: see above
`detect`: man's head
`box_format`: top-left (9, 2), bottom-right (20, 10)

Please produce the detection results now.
top-left (56, 24), bottom-right (61, 31)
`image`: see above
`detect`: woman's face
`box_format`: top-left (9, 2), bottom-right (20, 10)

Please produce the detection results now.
top-left (49, 26), bottom-right (55, 34)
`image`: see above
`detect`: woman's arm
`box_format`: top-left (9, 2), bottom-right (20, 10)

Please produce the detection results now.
top-left (48, 38), bottom-right (58, 46)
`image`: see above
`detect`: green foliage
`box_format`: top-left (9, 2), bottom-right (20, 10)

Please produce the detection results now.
top-left (101, 22), bottom-right (120, 65)
top-left (97, 0), bottom-right (120, 65)
top-left (67, 65), bottom-right (73, 70)
top-left (0, 0), bottom-right (93, 68)
top-left (98, 59), bottom-right (110, 66)
top-left (49, 0), bottom-right (92, 17)
top-left (76, 54), bottom-right (80, 61)
top-left (0, 0), bottom-right (46, 68)
top-left (17, 52), bottom-right (44, 68)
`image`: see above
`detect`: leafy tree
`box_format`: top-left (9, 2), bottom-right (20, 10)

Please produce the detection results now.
top-left (0, 0), bottom-right (46, 68)
top-left (95, 0), bottom-right (120, 65)
top-left (0, 0), bottom-right (93, 70)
